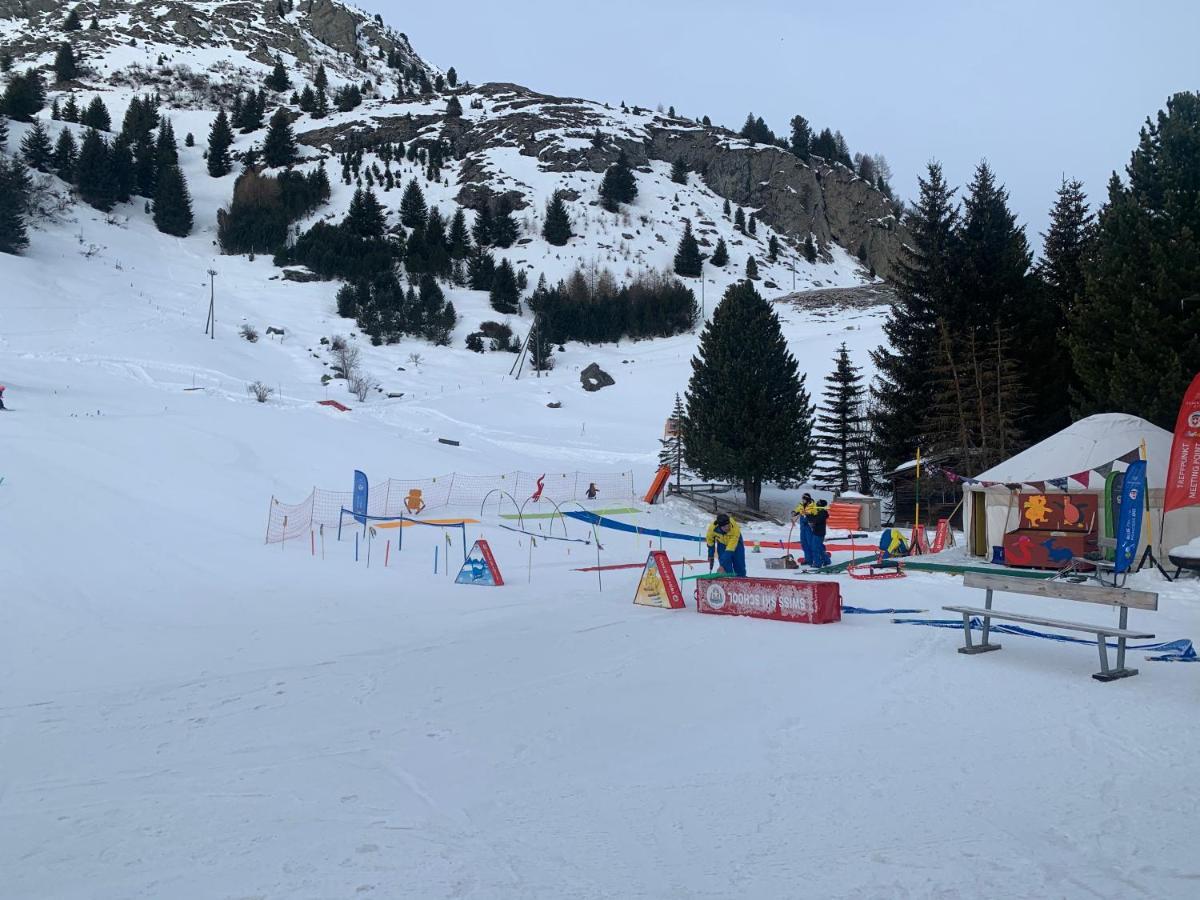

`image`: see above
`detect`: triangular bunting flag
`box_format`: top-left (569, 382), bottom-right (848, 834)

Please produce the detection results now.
top-left (1048, 477), bottom-right (1068, 491)
top-left (1028, 481), bottom-right (1047, 493)
top-left (1095, 462), bottom-right (1114, 478)
top-left (455, 539), bottom-right (504, 586)
top-left (1119, 448), bottom-right (1142, 464)
top-left (633, 551), bottom-right (685, 609)
top-left (1069, 471), bottom-right (1091, 488)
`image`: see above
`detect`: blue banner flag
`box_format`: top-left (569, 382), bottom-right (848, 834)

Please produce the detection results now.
top-left (1114, 460), bottom-right (1145, 574)
top-left (353, 470), bottom-right (369, 524)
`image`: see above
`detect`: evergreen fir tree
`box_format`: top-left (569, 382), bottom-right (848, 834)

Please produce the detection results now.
top-left (1070, 90), bottom-right (1200, 427)
top-left (261, 108), bottom-right (297, 167)
top-left (748, 213), bottom-right (757, 235)
top-left (63, 7), bottom-right (81, 31)
top-left (118, 95), bottom-right (157, 144)
top-left (445, 95), bottom-right (462, 117)
top-left (467, 246), bottom-right (495, 290)
top-left (424, 206), bottom-right (451, 278)
top-left (869, 162), bottom-right (959, 472)
top-left (803, 233), bottom-right (817, 263)
top-left (448, 207), bottom-right (471, 258)
top-left (682, 280), bottom-right (814, 509)
top-left (471, 203), bottom-right (494, 247)
top-left (745, 256), bottom-right (758, 279)
top-left (206, 108), bottom-right (233, 176)
top-left (2, 70), bottom-right (45, 122)
top-left (54, 42), bottom-right (79, 82)
top-left (722, 197), bottom-right (730, 216)
top-left (133, 135), bottom-right (156, 197)
top-left (153, 164), bottom-right (193, 236)
top-left (658, 394), bottom-right (689, 489)
top-left (399, 177), bottom-right (427, 229)
top-left (81, 95), bottom-right (111, 131)
top-left (346, 186), bottom-right (386, 238)
top-left (0, 114), bottom-right (7, 149)
top-left (1034, 177), bottom-right (1093, 436)
top-left (298, 85), bottom-right (315, 112)
top-left (789, 114), bottom-right (811, 160)
top-left (155, 117), bottom-right (178, 169)
top-left (314, 64), bottom-right (328, 92)
top-left (542, 190), bottom-right (572, 245)
top-left (265, 57), bottom-right (291, 92)
top-left (491, 203), bottom-right (518, 248)
top-left (108, 135), bottom-right (134, 203)
top-left (62, 94), bottom-right (79, 123)
top-left (313, 87), bottom-right (329, 118)
top-left (670, 158), bottom-right (688, 184)
top-left (75, 127), bottom-right (114, 210)
top-left (446, 66), bottom-right (458, 87)
top-left (20, 119), bottom-right (53, 172)
top-left (710, 236), bottom-right (729, 267)
top-left (0, 156), bottom-right (32, 254)
top-left (52, 126), bottom-right (78, 181)
top-left (768, 234), bottom-right (779, 261)
top-left (673, 220), bottom-right (703, 277)
top-left (812, 343), bottom-right (867, 493)
top-left (733, 207), bottom-right (745, 232)
top-left (489, 257), bottom-right (520, 313)
top-left (598, 149), bottom-right (637, 212)
top-left (89, 15), bottom-right (99, 30)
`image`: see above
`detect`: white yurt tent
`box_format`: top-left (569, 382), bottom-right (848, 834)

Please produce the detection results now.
top-left (962, 413), bottom-right (1200, 559)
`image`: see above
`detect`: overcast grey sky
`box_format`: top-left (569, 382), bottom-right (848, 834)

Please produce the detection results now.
top-left (365, 0), bottom-right (1198, 251)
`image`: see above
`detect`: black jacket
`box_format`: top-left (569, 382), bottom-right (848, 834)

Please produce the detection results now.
top-left (807, 508), bottom-right (829, 538)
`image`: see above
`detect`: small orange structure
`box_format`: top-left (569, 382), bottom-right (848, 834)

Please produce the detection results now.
top-left (404, 489), bottom-right (426, 514)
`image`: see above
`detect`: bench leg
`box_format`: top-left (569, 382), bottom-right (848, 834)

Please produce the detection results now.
top-left (957, 603), bottom-right (1001, 656)
top-left (1093, 608), bottom-right (1138, 681)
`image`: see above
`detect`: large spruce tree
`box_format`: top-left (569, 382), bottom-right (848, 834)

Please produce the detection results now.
top-left (206, 108), bottom-right (234, 176)
top-left (0, 156), bottom-right (32, 254)
top-left (2, 70), bottom-right (45, 122)
top-left (52, 126), bottom-right (78, 181)
top-left (261, 108), bottom-right (297, 167)
top-left (813, 343), bottom-right (867, 493)
top-left (1036, 177), bottom-right (1094, 436)
top-left (75, 127), bottom-right (114, 210)
top-left (869, 162), bottom-right (958, 473)
top-left (399, 177), bottom-right (427, 229)
top-left (153, 164), bottom-right (193, 236)
top-left (448, 207), bottom-right (471, 258)
top-left (658, 393), bottom-right (689, 489)
top-left (682, 280), bottom-right (814, 509)
top-left (542, 190), bottom-right (572, 245)
top-left (1069, 91), bottom-right (1200, 428)
top-left (81, 95), bottom-right (111, 131)
top-left (489, 258), bottom-right (520, 314)
top-left (599, 149), bottom-right (637, 212)
top-left (710, 236), bottom-right (729, 267)
top-left (673, 220), bottom-right (703, 277)
top-left (20, 119), bottom-right (53, 172)
top-left (54, 42), bottom-right (79, 82)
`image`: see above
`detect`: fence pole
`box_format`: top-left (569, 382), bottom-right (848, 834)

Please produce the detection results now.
top-left (385, 539), bottom-right (390, 567)
top-left (282, 516), bottom-right (287, 551)
top-left (355, 532), bottom-right (359, 562)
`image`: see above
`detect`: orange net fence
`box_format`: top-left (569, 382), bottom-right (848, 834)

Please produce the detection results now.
top-left (265, 470), bottom-right (636, 543)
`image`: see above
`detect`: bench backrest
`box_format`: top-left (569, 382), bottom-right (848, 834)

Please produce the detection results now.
top-left (963, 571), bottom-right (1158, 611)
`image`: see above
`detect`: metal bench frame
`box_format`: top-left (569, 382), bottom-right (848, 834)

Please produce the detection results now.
top-left (944, 572), bottom-right (1158, 682)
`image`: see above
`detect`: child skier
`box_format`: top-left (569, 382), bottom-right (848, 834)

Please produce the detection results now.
top-left (706, 513), bottom-right (746, 577)
top-left (791, 492), bottom-right (816, 564)
top-left (0, 384), bottom-right (5, 410)
top-left (806, 500), bottom-right (831, 568)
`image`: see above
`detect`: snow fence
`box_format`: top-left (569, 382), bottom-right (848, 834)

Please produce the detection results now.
top-left (265, 470), bottom-right (636, 544)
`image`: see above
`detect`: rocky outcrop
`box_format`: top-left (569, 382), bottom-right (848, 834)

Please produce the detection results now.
top-left (0, 0), bottom-right (60, 17)
top-left (580, 364), bottom-right (615, 392)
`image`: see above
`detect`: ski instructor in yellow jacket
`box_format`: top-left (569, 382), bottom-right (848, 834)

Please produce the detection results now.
top-left (706, 513), bottom-right (747, 576)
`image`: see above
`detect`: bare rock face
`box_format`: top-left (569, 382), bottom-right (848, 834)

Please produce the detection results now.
top-left (302, 0), bottom-right (359, 56)
top-left (580, 363), bottom-right (615, 392)
top-left (0, 0), bottom-right (60, 17)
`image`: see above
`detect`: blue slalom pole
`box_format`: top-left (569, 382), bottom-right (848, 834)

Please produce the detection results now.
top-left (434, 545), bottom-right (439, 574)
top-left (355, 532), bottom-right (359, 562)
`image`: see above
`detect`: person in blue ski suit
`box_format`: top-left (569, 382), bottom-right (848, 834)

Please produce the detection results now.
top-left (806, 500), bottom-right (831, 568)
top-left (706, 513), bottom-right (747, 577)
top-left (791, 492), bottom-right (816, 564)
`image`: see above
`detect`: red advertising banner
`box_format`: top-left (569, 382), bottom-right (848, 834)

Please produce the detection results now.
top-left (1165, 372), bottom-right (1200, 513)
top-left (694, 577), bottom-right (841, 624)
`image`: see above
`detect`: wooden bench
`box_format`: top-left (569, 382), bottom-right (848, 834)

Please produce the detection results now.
top-left (944, 572), bottom-right (1158, 682)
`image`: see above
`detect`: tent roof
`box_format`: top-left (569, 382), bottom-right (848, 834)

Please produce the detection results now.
top-left (971, 413), bottom-right (1172, 489)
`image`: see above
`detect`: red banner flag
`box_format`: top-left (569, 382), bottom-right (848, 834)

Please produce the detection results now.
top-left (1165, 373), bottom-right (1200, 513)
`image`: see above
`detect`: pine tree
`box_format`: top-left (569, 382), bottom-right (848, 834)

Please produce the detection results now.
top-left (489, 257), bottom-right (520, 313)
top-left (133, 135), bottom-right (156, 197)
top-left (1035, 177), bottom-right (1094, 436)
top-left (62, 94), bottom-right (79, 122)
top-left (683, 280), bottom-right (814, 509)
top-left (721, 197), bottom-right (730, 217)
top-left (445, 95), bottom-right (462, 117)
top-left (119, 96), bottom-right (160, 145)
top-left (261, 108), bottom-right (297, 167)
top-left (745, 256), bottom-right (758, 279)
top-left (446, 66), bottom-right (458, 87)
top-left (20, 119), bottom-right (53, 172)
top-left (0, 156), bottom-right (32, 254)
top-left (733, 207), bottom-right (745, 232)
top-left (491, 204), bottom-right (518, 248)
top-left (710, 236), bottom-right (729, 267)
top-left (448, 207), bottom-right (471, 258)
top-left (63, 7), bottom-right (81, 31)
top-left (542, 190), bottom-right (572, 245)
top-left (748, 213), bottom-right (757, 236)
top-left (347, 186), bottom-right (387, 238)
top-left (670, 158), bottom-right (688, 184)
top-left (673, 220), bottom-right (703, 277)
top-left (52, 126), bottom-right (78, 181)
top-left (1070, 91), bottom-right (1200, 427)
top-left (658, 393), bottom-right (689, 489)
top-left (313, 87), bottom-right (329, 119)
top-left (803, 233), bottom-right (817, 264)
top-left (81, 95), bottom-right (111, 131)
top-left (89, 15), bottom-right (99, 30)
top-left (789, 114), bottom-right (811, 160)
top-left (155, 117), bottom-right (178, 169)
top-left (869, 162), bottom-right (958, 472)
top-left (400, 177), bottom-right (427, 229)
top-left (314, 64), bottom-right (328, 92)
top-left (54, 42), bottom-right (79, 82)
top-left (75, 127), bottom-right (114, 210)
top-left (206, 108), bottom-right (234, 176)
top-left (598, 149), bottom-right (637, 212)
top-left (0, 115), bottom-right (7, 149)
top-left (812, 344), bottom-right (867, 493)
top-left (266, 57), bottom-right (291, 92)
top-left (153, 164), bottom-right (193, 236)
top-left (2, 70), bottom-right (45, 122)
top-left (768, 234), bottom-right (779, 261)
top-left (467, 246), bottom-right (495, 291)
top-left (109, 136), bottom-right (134, 203)
top-left (298, 85), bottom-right (315, 112)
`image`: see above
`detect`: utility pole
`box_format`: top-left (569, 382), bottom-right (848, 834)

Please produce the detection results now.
top-left (205, 268), bottom-right (217, 339)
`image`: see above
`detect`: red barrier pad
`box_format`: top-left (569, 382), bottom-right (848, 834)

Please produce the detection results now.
top-left (694, 576), bottom-right (841, 624)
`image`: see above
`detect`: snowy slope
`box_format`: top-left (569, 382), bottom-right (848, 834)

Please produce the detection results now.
top-left (3, 4), bottom-right (1199, 899)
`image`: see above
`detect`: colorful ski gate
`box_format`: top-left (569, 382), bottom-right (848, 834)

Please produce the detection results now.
top-left (455, 540), bottom-right (504, 586)
top-left (893, 617), bottom-right (1198, 663)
